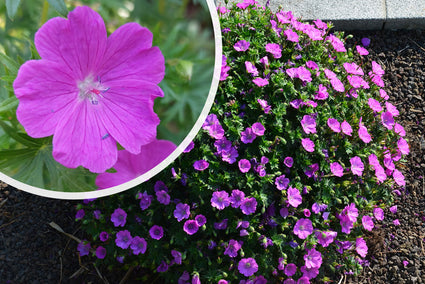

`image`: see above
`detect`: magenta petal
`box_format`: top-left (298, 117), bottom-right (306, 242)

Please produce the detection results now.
top-left (52, 101), bottom-right (118, 173)
top-left (14, 60), bottom-right (76, 138)
top-left (96, 140), bottom-right (177, 189)
top-left (99, 80), bottom-right (162, 154)
top-left (100, 23), bottom-right (164, 84)
top-left (35, 6), bottom-right (107, 80)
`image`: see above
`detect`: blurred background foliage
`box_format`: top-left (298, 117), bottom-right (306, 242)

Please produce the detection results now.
top-left (0, 0), bottom-right (215, 191)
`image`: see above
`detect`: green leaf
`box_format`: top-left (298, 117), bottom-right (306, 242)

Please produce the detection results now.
top-left (46, 0), bottom-right (68, 17)
top-left (5, 0), bottom-right (22, 20)
top-left (0, 97), bottom-right (18, 114)
top-left (0, 52), bottom-right (20, 74)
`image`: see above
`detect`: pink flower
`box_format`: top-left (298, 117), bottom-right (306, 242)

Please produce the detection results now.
top-left (304, 248), bottom-right (322, 269)
top-left (373, 208), bottom-right (384, 220)
top-left (379, 89), bottom-right (389, 100)
top-left (253, 77), bottom-right (269, 87)
top-left (327, 34), bottom-right (346, 52)
top-left (347, 75), bottom-right (370, 89)
top-left (265, 43), bottom-right (282, 58)
top-left (240, 197), bottom-right (257, 215)
top-left (220, 55), bottom-right (231, 81)
top-left (284, 29), bottom-right (299, 42)
top-left (350, 156), bottom-right (364, 176)
top-left (238, 159), bottom-right (251, 173)
top-left (330, 162), bottom-right (344, 177)
top-left (315, 230), bottom-right (337, 247)
top-left (294, 218), bottom-right (313, 239)
top-left (381, 111), bottom-right (395, 130)
top-left (356, 237), bottom-right (368, 257)
top-left (358, 124), bottom-right (372, 143)
top-left (193, 159), bottom-right (209, 171)
top-left (341, 120), bottom-right (353, 136)
top-left (275, 175), bottom-right (290, 190)
top-left (245, 61), bottom-right (259, 76)
top-left (96, 139), bottom-right (176, 189)
top-left (390, 205), bottom-right (397, 214)
top-left (234, 40), bottom-right (250, 51)
top-left (362, 215), bottom-right (374, 231)
top-left (301, 114), bottom-right (317, 134)
top-left (211, 191), bottom-right (230, 210)
top-left (343, 62), bottom-right (364, 75)
top-left (368, 98), bottom-right (382, 112)
top-left (372, 61), bottom-right (385, 76)
top-left (356, 45), bottom-right (369, 55)
top-left (393, 219), bottom-right (400, 226)
top-left (393, 168), bottom-right (406, 186)
top-left (385, 102), bottom-right (399, 116)
top-left (394, 123), bottom-right (406, 136)
top-left (252, 122), bottom-right (265, 136)
top-left (115, 230), bottom-right (133, 249)
top-left (397, 137), bottom-right (409, 155)
top-left (257, 99), bottom-right (271, 114)
top-left (183, 220), bottom-right (199, 235)
top-left (314, 84), bottom-right (329, 100)
top-left (95, 246), bottom-right (106, 259)
top-left (301, 138), bottom-right (315, 152)
top-left (286, 66), bottom-right (312, 82)
top-left (287, 186), bottom-right (302, 207)
top-left (224, 239), bottom-right (242, 258)
top-left (327, 118), bottom-right (341, 133)
top-left (238, 258), bottom-right (258, 277)
top-left (13, 6), bottom-right (165, 173)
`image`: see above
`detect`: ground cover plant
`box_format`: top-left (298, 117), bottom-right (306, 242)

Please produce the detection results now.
top-left (75, 0), bottom-right (409, 282)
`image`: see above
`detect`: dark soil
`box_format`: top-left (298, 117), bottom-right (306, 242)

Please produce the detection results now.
top-left (1, 29), bottom-right (425, 283)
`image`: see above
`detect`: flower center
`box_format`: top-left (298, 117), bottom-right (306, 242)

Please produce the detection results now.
top-left (77, 75), bottom-right (109, 105)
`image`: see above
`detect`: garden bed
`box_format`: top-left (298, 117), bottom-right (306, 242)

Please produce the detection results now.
top-left (0, 29), bottom-right (424, 284)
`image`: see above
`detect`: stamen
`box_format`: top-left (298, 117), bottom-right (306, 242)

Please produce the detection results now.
top-left (77, 75), bottom-right (109, 105)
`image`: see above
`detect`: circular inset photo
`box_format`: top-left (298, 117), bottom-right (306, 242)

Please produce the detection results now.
top-left (0, 0), bottom-right (221, 199)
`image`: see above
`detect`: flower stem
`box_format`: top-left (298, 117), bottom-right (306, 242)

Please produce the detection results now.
top-left (40, 0), bottom-right (49, 26)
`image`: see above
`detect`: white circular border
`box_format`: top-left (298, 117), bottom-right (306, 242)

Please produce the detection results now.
top-left (0, 0), bottom-right (222, 200)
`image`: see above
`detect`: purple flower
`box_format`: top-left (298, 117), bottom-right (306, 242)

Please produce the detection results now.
top-left (99, 231), bottom-right (109, 242)
top-left (234, 40), bottom-right (250, 51)
top-left (394, 123), bottom-right (406, 136)
top-left (220, 56), bottom-right (231, 81)
top-left (195, 214), bottom-right (207, 226)
top-left (341, 120), bottom-right (353, 136)
top-left (301, 138), bottom-right (315, 152)
top-left (156, 261), bottom-right (169, 273)
top-left (96, 140), bottom-right (176, 188)
top-left (252, 122), bottom-right (265, 136)
top-left (284, 263), bottom-right (297, 276)
top-left (390, 205), bottom-right (397, 214)
top-left (174, 203), bottom-right (190, 222)
top-left (149, 225), bottom-right (164, 240)
top-left (393, 168), bottom-right (406, 186)
top-left (183, 220), bottom-right (199, 235)
top-left (257, 99), bottom-right (271, 113)
top-left (304, 248), bottom-right (322, 269)
top-left (208, 124), bottom-right (225, 139)
top-left (314, 84), bottom-right (329, 100)
top-left (171, 250), bottom-right (182, 265)
top-left (397, 137), bottom-right (409, 155)
top-left (238, 258), bottom-right (258, 277)
top-left (315, 230), bottom-right (337, 247)
top-left (156, 190), bottom-right (170, 205)
top-left (95, 246), bottom-right (106, 259)
top-left (293, 218), bottom-right (313, 239)
top-left (284, 29), bottom-right (299, 42)
top-left (241, 127), bottom-right (257, 144)
top-left (77, 241), bottom-right (91, 256)
top-left (327, 118), bottom-right (341, 133)
top-left (287, 186), bottom-right (302, 207)
top-left (238, 159), bottom-right (251, 173)
top-left (286, 66), bottom-right (312, 82)
top-left (362, 215), bottom-right (374, 231)
top-left (312, 203), bottom-right (328, 214)
top-left (111, 208), bottom-right (127, 227)
top-left (368, 98), bottom-right (382, 112)
top-left (130, 236), bottom-right (147, 255)
top-left (224, 239), bottom-right (242, 257)
top-left (304, 163), bottom-right (319, 178)
top-left (265, 43), bottom-right (282, 58)
top-left (358, 122), bottom-right (372, 144)
top-left (138, 191), bottom-right (153, 210)
top-left (284, 157), bottom-right (294, 167)
top-left (179, 271), bottom-right (190, 283)
top-left (229, 189), bottom-right (245, 208)
top-left (393, 219), bottom-right (400, 226)
top-left (202, 114), bottom-right (219, 130)
top-left (356, 237), bottom-right (368, 257)
top-left (330, 162), bottom-right (344, 177)
top-left (183, 141), bottom-right (194, 153)
top-left (214, 219), bottom-right (228, 230)
top-left (301, 114), bottom-right (317, 134)
top-left (253, 77), bottom-right (269, 87)
top-left (93, 210), bottom-right (101, 220)
top-left (275, 175), bottom-right (290, 190)
top-left (385, 102), bottom-right (399, 116)
top-left (115, 230), bottom-right (132, 249)
top-left (240, 197), bottom-right (257, 215)
top-left (14, 6), bottom-right (165, 173)
top-left (215, 137), bottom-right (232, 153)
top-left (75, 209), bottom-right (85, 220)
top-left (221, 147), bottom-right (239, 164)
top-left (193, 159), bottom-right (209, 171)
top-left (361, 37), bottom-right (371, 47)
top-left (245, 61), bottom-right (259, 77)
top-left (350, 156), bottom-right (364, 176)
top-left (373, 207), bottom-right (384, 221)
top-left (327, 34), bottom-right (346, 52)
top-left (381, 111), bottom-right (395, 130)
top-left (304, 209), bottom-right (311, 217)
top-left (211, 190), bottom-right (230, 210)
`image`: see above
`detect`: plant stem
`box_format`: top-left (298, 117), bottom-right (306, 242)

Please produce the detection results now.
top-left (40, 0), bottom-right (49, 26)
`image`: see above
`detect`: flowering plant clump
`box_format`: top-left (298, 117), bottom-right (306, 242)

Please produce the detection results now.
top-left (76, 1), bottom-right (408, 282)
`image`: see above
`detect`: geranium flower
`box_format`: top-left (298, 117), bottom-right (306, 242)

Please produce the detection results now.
top-left (224, 239), bottom-right (242, 257)
top-left (96, 140), bottom-right (176, 189)
top-left (241, 127), bottom-right (257, 144)
top-left (284, 29), bottom-right (299, 42)
top-left (183, 220), bottom-right (199, 235)
top-left (304, 248), bottom-right (322, 269)
top-left (14, 6), bottom-right (165, 173)
top-left (240, 197), bottom-right (257, 215)
top-left (111, 208), bottom-right (127, 227)
top-left (293, 218), bottom-right (313, 239)
top-left (350, 156), bottom-right (364, 176)
top-left (315, 230), bottom-right (337, 247)
top-left (373, 207), bottom-right (384, 221)
top-left (171, 250), bottom-right (182, 265)
top-left (397, 137), bottom-right (409, 155)
top-left (356, 45), bottom-right (369, 55)
top-left (149, 225), bottom-right (164, 240)
top-left (301, 114), bottom-right (317, 134)
top-left (238, 159), bottom-right (251, 173)
top-left (265, 43), bottom-right (282, 58)
top-left (314, 84), bottom-right (329, 100)
top-left (343, 62), bottom-right (364, 75)
top-left (356, 237), bottom-right (368, 257)
top-left (368, 98), bottom-right (383, 112)
top-left (174, 203), bottom-right (190, 222)
top-left (253, 77), bottom-right (269, 87)
top-left (284, 157), bottom-right (294, 167)
top-left (327, 118), bottom-right (341, 133)
top-left (234, 40), bottom-right (250, 51)
top-left (245, 61), bottom-right (259, 76)
top-left (195, 214), bottom-right (207, 226)
top-left (284, 263), bottom-right (297, 276)
top-left (77, 241), bottom-right (91, 256)
top-left (330, 162), bottom-right (344, 177)
top-left (301, 138), bottom-right (315, 152)
top-left (381, 111), bottom-right (395, 130)
top-left (252, 122), bottom-right (265, 136)
top-left (362, 215), bottom-right (374, 231)
top-left (99, 231), bottom-right (109, 242)
top-left (275, 175), bottom-right (290, 190)
top-left (211, 191), bottom-right (230, 210)
top-left (193, 159), bottom-right (209, 171)
top-left (95, 246), bottom-right (106, 259)
top-left (287, 186), bottom-right (302, 207)
top-left (130, 236), bottom-right (147, 255)
top-left (238, 258), bottom-right (258, 277)
top-left (115, 230), bottom-right (133, 249)
top-left (229, 189), bottom-right (245, 208)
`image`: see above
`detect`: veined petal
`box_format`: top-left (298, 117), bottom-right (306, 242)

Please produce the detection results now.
top-left (100, 23), bottom-right (164, 84)
top-left (52, 101), bottom-right (117, 173)
top-left (99, 80), bottom-right (163, 154)
top-left (95, 140), bottom-right (177, 189)
top-left (35, 6), bottom-right (107, 80)
top-left (13, 60), bottom-right (76, 138)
